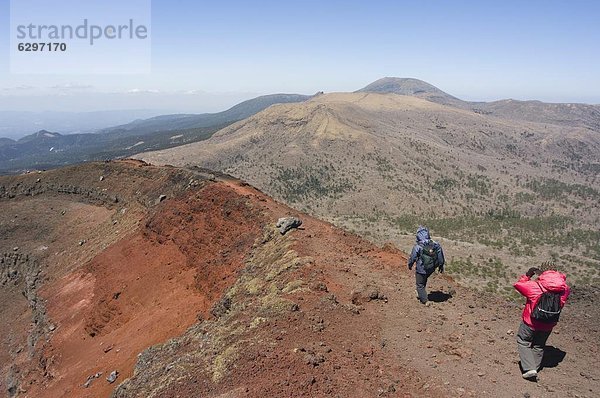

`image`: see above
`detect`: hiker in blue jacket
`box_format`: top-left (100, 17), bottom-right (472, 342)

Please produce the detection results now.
top-left (408, 226), bottom-right (445, 305)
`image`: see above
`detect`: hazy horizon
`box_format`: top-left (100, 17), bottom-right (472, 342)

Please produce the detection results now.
top-left (1, 0), bottom-right (599, 112)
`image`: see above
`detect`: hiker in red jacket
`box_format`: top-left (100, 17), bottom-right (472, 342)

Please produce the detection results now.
top-left (513, 267), bottom-right (570, 380)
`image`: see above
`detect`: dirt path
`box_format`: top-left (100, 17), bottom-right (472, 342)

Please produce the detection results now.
top-left (216, 178), bottom-right (600, 397)
top-left (346, 258), bottom-right (599, 397)
top-left (4, 165), bottom-right (598, 398)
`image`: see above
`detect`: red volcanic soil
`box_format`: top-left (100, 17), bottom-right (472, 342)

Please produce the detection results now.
top-left (114, 179), bottom-right (599, 398)
top-left (24, 184), bottom-right (265, 398)
top-left (2, 161), bottom-right (598, 398)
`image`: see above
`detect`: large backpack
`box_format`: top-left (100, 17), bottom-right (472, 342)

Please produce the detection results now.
top-left (531, 285), bottom-right (562, 323)
top-left (420, 241), bottom-right (439, 271)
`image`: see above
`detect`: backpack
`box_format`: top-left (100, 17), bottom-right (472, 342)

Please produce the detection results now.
top-left (420, 241), bottom-right (439, 270)
top-left (531, 286), bottom-right (562, 323)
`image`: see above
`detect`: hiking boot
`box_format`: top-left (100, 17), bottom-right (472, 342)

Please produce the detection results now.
top-left (522, 370), bottom-right (537, 380)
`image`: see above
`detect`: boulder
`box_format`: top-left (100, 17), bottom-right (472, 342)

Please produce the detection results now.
top-left (276, 217), bottom-right (302, 235)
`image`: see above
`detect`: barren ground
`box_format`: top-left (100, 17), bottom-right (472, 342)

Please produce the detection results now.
top-left (1, 161), bottom-right (597, 398)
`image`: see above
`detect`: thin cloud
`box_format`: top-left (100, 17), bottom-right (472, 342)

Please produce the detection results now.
top-left (127, 88), bottom-right (161, 94)
top-left (2, 85), bottom-right (36, 92)
top-left (50, 83), bottom-right (94, 90)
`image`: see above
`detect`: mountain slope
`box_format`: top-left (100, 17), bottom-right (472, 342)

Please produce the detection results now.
top-left (1, 161), bottom-right (597, 397)
top-left (139, 92), bottom-right (599, 217)
top-left (138, 92), bottom-right (600, 290)
top-left (357, 77), bottom-right (600, 132)
top-left (0, 137), bottom-right (16, 147)
top-left (0, 125), bottom-right (227, 174)
top-left (476, 99), bottom-right (600, 131)
top-left (0, 94), bottom-right (312, 174)
top-left (99, 93), bottom-right (313, 138)
top-left (0, 110), bottom-right (167, 141)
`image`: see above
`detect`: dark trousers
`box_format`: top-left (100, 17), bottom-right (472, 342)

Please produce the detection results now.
top-left (516, 321), bottom-right (551, 372)
top-left (416, 270), bottom-right (434, 303)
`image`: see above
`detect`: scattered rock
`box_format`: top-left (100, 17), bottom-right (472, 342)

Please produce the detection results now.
top-left (448, 332), bottom-right (462, 343)
top-left (83, 372), bottom-right (102, 388)
top-left (276, 217), bottom-right (302, 235)
top-left (368, 288), bottom-right (388, 302)
top-left (351, 285), bottom-right (388, 304)
top-left (210, 296), bottom-right (232, 318)
top-left (439, 342), bottom-right (473, 359)
top-left (311, 318), bottom-right (326, 332)
top-left (106, 370), bottom-right (119, 384)
top-left (157, 194), bottom-right (167, 204)
top-left (311, 282), bottom-right (328, 292)
top-left (343, 303), bottom-right (361, 314)
top-left (304, 353), bottom-right (325, 366)
top-left (99, 176), bottom-right (104, 181)
top-left (507, 329), bottom-right (514, 336)
top-left (321, 293), bottom-right (338, 305)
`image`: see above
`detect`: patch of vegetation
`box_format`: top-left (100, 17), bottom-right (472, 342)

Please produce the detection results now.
top-left (524, 177), bottom-right (599, 200)
top-left (514, 191), bottom-right (536, 204)
top-left (432, 177), bottom-right (457, 196)
top-left (466, 174), bottom-right (491, 196)
top-left (390, 211), bottom-right (599, 264)
top-left (270, 163), bottom-right (355, 202)
top-left (447, 257), bottom-right (510, 280)
top-left (446, 256), bottom-right (527, 300)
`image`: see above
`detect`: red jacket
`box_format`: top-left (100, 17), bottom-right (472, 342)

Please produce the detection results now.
top-left (513, 270), bottom-right (570, 331)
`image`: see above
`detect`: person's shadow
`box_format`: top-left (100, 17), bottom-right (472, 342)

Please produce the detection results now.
top-left (540, 346), bottom-right (567, 370)
top-left (428, 291), bottom-right (452, 303)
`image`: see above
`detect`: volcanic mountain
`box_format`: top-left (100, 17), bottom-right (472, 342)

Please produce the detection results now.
top-left (356, 77), bottom-right (465, 107)
top-left (1, 160), bottom-right (598, 397)
top-left (0, 94), bottom-right (312, 174)
top-left (137, 90), bottom-right (600, 291)
top-left (138, 91), bottom-right (599, 220)
top-left (358, 77), bottom-right (600, 131)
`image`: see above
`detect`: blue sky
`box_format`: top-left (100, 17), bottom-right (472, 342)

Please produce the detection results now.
top-left (1, 0), bottom-right (599, 112)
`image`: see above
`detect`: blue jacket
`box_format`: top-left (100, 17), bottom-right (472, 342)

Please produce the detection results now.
top-left (408, 226), bottom-right (445, 274)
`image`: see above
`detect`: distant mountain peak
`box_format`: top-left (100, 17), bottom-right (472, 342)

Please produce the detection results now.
top-left (35, 130), bottom-right (62, 138)
top-left (356, 77), bottom-right (463, 106)
top-left (16, 130), bottom-right (62, 144)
